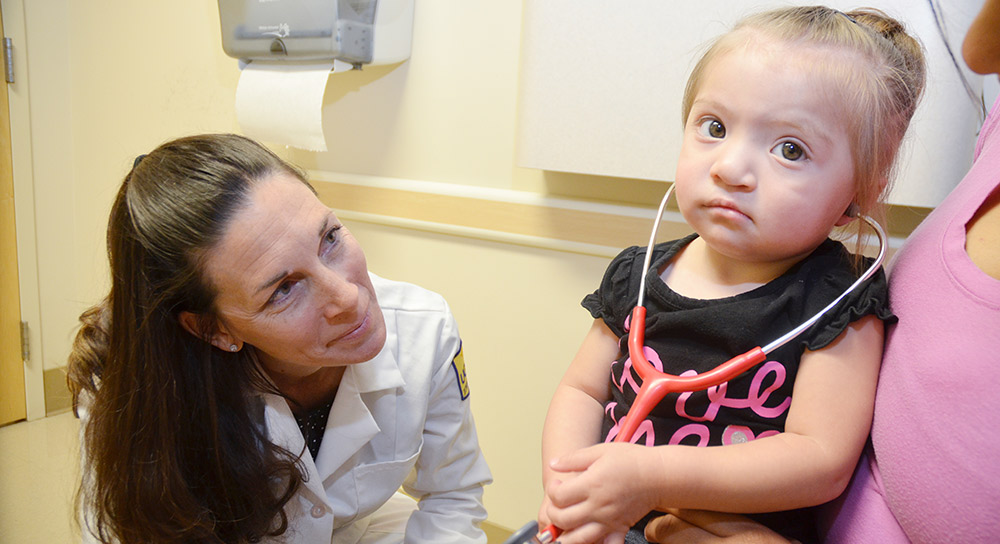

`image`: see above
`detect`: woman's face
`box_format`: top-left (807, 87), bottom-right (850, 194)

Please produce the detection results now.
top-left (962, 0), bottom-right (1000, 76)
top-left (202, 173), bottom-right (386, 378)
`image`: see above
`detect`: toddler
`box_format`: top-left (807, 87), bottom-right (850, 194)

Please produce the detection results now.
top-left (539, 6), bottom-right (925, 544)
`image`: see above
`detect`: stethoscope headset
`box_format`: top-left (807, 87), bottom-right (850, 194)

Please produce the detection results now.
top-left (504, 185), bottom-right (887, 544)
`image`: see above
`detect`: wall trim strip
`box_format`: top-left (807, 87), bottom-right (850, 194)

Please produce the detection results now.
top-left (309, 171), bottom-right (690, 257)
top-left (309, 172), bottom-right (905, 258)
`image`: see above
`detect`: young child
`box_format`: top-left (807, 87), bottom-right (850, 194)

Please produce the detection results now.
top-left (538, 6), bottom-right (926, 544)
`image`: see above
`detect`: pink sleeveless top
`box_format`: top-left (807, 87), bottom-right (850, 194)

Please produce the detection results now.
top-left (824, 95), bottom-right (1000, 542)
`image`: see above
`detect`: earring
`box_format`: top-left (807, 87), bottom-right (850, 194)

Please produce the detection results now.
top-left (229, 344), bottom-right (239, 352)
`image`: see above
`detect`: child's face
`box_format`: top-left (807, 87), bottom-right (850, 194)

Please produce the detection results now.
top-left (674, 40), bottom-right (857, 266)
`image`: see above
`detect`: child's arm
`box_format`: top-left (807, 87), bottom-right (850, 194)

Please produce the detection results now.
top-left (538, 319), bottom-right (621, 524)
top-left (545, 315), bottom-right (884, 544)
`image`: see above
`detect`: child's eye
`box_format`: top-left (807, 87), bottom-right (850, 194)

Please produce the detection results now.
top-left (697, 119), bottom-right (726, 139)
top-left (773, 141), bottom-right (806, 161)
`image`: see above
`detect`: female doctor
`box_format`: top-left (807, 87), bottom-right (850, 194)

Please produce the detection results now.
top-left (67, 133), bottom-right (492, 543)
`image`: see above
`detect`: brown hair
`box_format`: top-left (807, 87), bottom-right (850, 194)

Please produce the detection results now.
top-left (68, 134), bottom-right (313, 543)
top-left (681, 6), bottom-right (926, 247)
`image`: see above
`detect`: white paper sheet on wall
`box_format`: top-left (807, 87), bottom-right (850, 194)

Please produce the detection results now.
top-left (235, 59), bottom-right (355, 152)
top-left (516, 0), bottom-right (986, 208)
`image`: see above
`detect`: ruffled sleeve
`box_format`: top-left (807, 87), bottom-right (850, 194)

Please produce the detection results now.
top-left (581, 245), bottom-right (649, 338)
top-left (793, 241), bottom-right (897, 353)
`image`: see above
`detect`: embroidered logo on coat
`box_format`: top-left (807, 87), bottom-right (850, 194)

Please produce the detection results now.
top-left (451, 344), bottom-right (470, 400)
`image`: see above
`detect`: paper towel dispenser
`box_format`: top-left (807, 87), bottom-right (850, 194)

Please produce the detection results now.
top-left (218, 0), bottom-right (412, 66)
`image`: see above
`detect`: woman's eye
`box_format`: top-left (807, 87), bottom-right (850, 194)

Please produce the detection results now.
top-left (268, 281), bottom-right (295, 305)
top-left (697, 119), bottom-right (726, 139)
top-left (321, 226), bottom-right (342, 253)
top-left (773, 141), bottom-right (806, 161)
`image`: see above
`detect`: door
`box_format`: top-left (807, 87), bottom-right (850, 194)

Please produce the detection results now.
top-left (0, 4), bottom-right (25, 427)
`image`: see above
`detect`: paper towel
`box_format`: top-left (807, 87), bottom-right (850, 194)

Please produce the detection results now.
top-left (235, 59), bottom-right (354, 152)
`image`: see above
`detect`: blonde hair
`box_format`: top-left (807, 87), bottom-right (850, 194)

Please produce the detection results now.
top-left (681, 6), bottom-right (926, 242)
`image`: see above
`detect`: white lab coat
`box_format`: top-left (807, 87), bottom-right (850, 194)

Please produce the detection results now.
top-left (262, 273), bottom-right (492, 543)
top-left (80, 273), bottom-right (492, 544)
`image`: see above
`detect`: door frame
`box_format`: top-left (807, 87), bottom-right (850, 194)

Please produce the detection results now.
top-left (0, 0), bottom-right (25, 426)
top-left (3, 0), bottom-right (45, 421)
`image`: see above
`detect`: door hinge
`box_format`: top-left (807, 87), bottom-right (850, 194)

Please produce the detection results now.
top-left (19, 321), bottom-right (28, 361)
top-left (3, 37), bottom-right (13, 84)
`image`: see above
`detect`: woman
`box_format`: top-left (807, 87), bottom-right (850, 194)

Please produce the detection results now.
top-left (820, 0), bottom-right (1000, 540)
top-left (68, 134), bottom-right (492, 543)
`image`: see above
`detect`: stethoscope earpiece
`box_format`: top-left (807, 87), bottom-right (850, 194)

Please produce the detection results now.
top-left (845, 202), bottom-right (861, 218)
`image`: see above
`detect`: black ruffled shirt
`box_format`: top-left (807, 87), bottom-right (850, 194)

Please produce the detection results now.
top-left (582, 234), bottom-right (895, 542)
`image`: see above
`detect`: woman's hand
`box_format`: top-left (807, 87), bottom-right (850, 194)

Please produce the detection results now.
top-left (544, 442), bottom-right (660, 544)
top-left (644, 509), bottom-right (793, 544)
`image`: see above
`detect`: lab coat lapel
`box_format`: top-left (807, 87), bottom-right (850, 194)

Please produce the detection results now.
top-left (314, 347), bottom-right (406, 478)
top-left (261, 393), bottom-right (328, 502)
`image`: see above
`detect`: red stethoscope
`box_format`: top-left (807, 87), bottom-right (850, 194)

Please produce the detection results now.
top-left (504, 186), bottom-right (887, 544)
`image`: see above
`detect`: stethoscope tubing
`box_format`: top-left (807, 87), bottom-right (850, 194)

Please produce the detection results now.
top-left (511, 186), bottom-right (887, 544)
top-left (619, 186), bottom-right (887, 440)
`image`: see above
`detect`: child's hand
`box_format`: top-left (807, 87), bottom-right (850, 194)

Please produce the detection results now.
top-left (543, 442), bottom-right (660, 544)
top-left (541, 473), bottom-right (628, 543)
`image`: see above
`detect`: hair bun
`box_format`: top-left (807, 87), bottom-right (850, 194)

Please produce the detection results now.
top-left (847, 8), bottom-right (907, 39)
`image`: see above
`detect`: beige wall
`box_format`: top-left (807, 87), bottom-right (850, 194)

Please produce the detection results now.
top-left (10, 0), bottom-right (665, 530)
top-left (15, 0), bottom-right (242, 376)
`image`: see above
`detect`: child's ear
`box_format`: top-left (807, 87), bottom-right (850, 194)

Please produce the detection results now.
top-left (178, 311), bottom-right (242, 352)
top-left (878, 174), bottom-right (890, 194)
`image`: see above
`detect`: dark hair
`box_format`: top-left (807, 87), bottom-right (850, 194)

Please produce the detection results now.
top-left (68, 134), bottom-right (313, 543)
